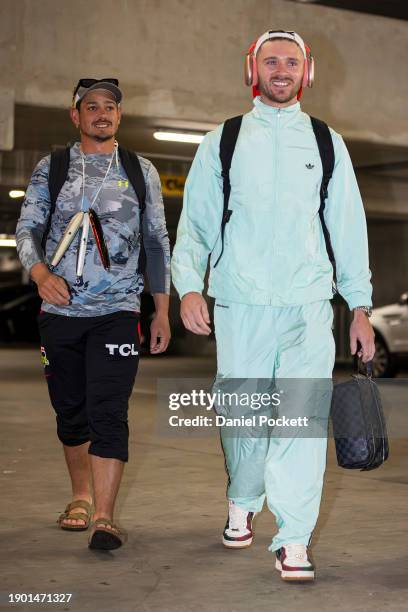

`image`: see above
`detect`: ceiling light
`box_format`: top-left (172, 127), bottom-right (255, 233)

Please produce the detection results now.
top-left (9, 190), bottom-right (25, 199)
top-left (0, 236), bottom-right (17, 247)
top-left (153, 131), bottom-right (205, 144)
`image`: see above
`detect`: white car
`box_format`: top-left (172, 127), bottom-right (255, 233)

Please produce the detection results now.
top-left (371, 292), bottom-right (408, 377)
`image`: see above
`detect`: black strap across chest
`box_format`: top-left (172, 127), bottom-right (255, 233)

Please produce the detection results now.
top-left (216, 114), bottom-right (336, 280)
top-left (44, 145), bottom-right (147, 272)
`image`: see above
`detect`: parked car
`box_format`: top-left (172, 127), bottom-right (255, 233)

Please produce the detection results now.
top-left (0, 282), bottom-right (184, 353)
top-left (371, 292), bottom-right (408, 377)
top-left (0, 283), bottom-right (41, 342)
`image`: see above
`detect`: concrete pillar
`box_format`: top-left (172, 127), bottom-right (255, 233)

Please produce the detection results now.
top-left (0, 89), bottom-right (15, 151)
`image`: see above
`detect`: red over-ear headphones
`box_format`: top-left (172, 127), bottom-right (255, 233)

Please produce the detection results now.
top-left (244, 30), bottom-right (314, 100)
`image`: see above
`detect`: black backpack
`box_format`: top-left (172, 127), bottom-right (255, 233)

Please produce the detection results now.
top-left (43, 146), bottom-right (147, 272)
top-left (215, 115), bottom-right (336, 281)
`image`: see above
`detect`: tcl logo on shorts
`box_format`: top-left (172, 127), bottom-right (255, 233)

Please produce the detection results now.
top-left (105, 344), bottom-right (139, 357)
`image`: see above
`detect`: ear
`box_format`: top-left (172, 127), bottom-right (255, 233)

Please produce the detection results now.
top-left (117, 105), bottom-right (122, 124)
top-left (70, 107), bottom-right (80, 129)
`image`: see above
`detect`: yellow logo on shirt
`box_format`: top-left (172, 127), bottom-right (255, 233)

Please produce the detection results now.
top-left (118, 180), bottom-right (129, 188)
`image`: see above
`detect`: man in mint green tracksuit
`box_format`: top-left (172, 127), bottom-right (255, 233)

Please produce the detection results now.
top-left (171, 30), bottom-right (375, 582)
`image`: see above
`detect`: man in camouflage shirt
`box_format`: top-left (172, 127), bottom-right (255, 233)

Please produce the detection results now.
top-left (16, 78), bottom-right (171, 550)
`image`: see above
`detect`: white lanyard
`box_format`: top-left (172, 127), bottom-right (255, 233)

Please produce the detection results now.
top-left (80, 141), bottom-right (119, 211)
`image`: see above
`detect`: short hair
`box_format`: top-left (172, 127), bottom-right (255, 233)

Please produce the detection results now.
top-left (256, 36), bottom-right (304, 57)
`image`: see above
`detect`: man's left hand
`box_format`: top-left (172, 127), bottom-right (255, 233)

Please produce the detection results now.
top-left (150, 313), bottom-right (171, 354)
top-left (350, 309), bottom-right (375, 363)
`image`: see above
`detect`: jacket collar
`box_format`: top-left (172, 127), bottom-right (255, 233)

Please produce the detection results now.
top-left (251, 96), bottom-right (301, 122)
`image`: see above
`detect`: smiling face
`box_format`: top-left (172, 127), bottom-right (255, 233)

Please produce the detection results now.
top-left (256, 39), bottom-right (305, 107)
top-left (70, 90), bottom-right (121, 144)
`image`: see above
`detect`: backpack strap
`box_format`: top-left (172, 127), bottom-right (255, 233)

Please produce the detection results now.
top-left (213, 115), bottom-right (243, 268)
top-left (214, 115), bottom-right (336, 280)
top-left (43, 147), bottom-right (70, 251)
top-left (118, 147), bottom-right (146, 214)
top-left (118, 146), bottom-right (147, 273)
top-left (310, 116), bottom-right (336, 281)
top-left (44, 145), bottom-right (147, 275)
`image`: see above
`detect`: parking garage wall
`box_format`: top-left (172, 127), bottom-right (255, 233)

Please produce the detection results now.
top-left (1, 0), bottom-right (408, 150)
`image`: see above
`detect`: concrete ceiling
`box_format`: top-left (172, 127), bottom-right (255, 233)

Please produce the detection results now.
top-left (11, 104), bottom-right (408, 169)
top-left (290, 0), bottom-right (408, 21)
top-left (1, 103), bottom-right (408, 235)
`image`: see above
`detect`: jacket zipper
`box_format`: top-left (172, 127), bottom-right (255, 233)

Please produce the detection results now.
top-left (270, 108), bottom-right (281, 303)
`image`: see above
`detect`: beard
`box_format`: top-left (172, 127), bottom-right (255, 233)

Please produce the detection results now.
top-left (258, 76), bottom-right (301, 104)
top-left (93, 134), bottom-right (114, 143)
top-left (81, 129), bottom-right (116, 143)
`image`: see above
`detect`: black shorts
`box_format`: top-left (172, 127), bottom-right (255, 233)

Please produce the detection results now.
top-left (38, 310), bottom-right (140, 462)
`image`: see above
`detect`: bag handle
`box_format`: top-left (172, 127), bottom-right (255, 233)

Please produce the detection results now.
top-left (353, 341), bottom-right (373, 378)
top-left (363, 360), bottom-right (373, 378)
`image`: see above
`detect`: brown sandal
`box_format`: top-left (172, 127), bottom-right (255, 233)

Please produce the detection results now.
top-left (88, 518), bottom-right (127, 550)
top-left (58, 500), bottom-right (92, 531)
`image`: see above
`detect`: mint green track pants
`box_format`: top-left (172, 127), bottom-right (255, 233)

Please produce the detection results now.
top-left (213, 299), bottom-right (335, 552)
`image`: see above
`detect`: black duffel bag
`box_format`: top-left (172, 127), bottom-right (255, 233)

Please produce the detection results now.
top-left (330, 360), bottom-right (389, 471)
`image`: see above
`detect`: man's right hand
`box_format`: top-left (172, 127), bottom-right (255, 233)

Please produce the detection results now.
top-left (180, 292), bottom-right (211, 335)
top-left (31, 263), bottom-right (70, 306)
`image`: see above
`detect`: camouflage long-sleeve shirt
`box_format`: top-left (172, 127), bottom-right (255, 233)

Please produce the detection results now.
top-left (16, 142), bottom-right (170, 316)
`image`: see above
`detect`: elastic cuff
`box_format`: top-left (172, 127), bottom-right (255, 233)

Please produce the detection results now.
top-left (228, 495), bottom-right (265, 514)
top-left (344, 296), bottom-right (373, 310)
top-left (180, 289), bottom-right (203, 300)
top-left (172, 280), bottom-right (204, 300)
top-left (268, 535), bottom-right (311, 553)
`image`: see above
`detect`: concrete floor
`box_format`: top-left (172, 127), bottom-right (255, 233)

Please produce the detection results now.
top-left (0, 349), bottom-right (407, 612)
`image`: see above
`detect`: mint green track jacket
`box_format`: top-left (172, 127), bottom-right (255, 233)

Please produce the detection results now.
top-left (171, 97), bottom-right (372, 309)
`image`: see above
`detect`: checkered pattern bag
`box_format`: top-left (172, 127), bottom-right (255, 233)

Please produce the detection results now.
top-left (331, 363), bottom-right (389, 471)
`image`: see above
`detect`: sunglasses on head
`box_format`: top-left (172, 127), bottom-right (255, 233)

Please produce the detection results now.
top-left (73, 78), bottom-right (119, 98)
top-left (269, 30), bottom-right (295, 35)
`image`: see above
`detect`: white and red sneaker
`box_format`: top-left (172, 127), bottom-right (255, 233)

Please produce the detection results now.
top-left (275, 544), bottom-right (315, 582)
top-left (222, 500), bottom-right (255, 549)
